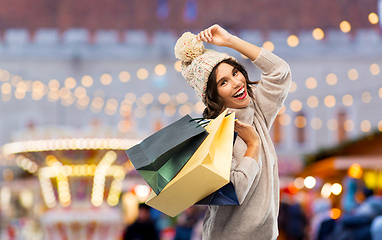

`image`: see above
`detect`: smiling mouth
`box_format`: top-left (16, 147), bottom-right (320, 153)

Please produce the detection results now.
top-left (233, 87), bottom-right (247, 99)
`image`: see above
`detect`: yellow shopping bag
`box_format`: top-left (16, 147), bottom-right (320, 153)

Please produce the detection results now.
top-left (146, 109), bottom-right (235, 217)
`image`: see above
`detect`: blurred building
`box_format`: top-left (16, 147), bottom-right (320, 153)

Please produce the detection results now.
top-left (0, 0), bottom-right (381, 178)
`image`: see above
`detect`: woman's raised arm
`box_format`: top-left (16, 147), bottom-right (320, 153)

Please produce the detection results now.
top-left (196, 24), bottom-right (261, 61)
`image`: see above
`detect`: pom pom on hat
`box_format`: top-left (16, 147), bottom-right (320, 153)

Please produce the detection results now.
top-left (174, 32), bottom-right (235, 104)
top-left (174, 32), bottom-right (205, 63)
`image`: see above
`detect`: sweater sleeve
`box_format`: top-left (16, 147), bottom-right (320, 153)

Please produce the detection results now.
top-left (252, 48), bottom-right (292, 129)
top-left (230, 156), bottom-right (260, 204)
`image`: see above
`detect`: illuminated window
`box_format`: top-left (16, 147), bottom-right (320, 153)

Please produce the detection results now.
top-left (295, 112), bottom-right (306, 143)
top-left (338, 111), bottom-right (347, 141)
top-left (156, 0), bottom-right (169, 20)
top-left (183, 0), bottom-right (198, 22)
top-left (272, 115), bottom-right (282, 144)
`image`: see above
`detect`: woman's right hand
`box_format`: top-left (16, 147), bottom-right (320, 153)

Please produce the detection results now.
top-left (196, 24), bottom-right (233, 47)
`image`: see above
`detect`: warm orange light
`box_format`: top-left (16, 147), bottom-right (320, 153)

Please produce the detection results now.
top-left (348, 163), bottom-right (363, 179)
top-left (340, 21), bottom-right (351, 33)
top-left (330, 208), bottom-right (341, 219)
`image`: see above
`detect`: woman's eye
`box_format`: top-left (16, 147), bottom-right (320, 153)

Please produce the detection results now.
top-left (233, 70), bottom-right (238, 76)
top-left (221, 80), bottom-right (227, 86)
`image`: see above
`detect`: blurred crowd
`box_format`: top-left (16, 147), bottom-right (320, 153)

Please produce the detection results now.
top-left (122, 176), bottom-right (382, 240)
top-left (278, 177), bottom-right (382, 240)
top-left (122, 204), bottom-right (206, 240)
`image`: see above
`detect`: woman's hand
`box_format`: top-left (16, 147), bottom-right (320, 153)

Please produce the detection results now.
top-left (235, 120), bottom-right (259, 146)
top-left (235, 120), bottom-right (260, 159)
top-left (196, 24), bottom-right (233, 47)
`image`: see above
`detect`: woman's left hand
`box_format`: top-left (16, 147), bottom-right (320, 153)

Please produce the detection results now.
top-left (196, 24), bottom-right (233, 47)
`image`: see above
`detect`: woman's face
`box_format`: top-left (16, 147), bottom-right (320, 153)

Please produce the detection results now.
top-left (215, 62), bottom-right (250, 109)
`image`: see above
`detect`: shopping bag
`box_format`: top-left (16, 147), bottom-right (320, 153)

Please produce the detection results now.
top-left (125, 114), bottom-right (209, 195)
top-left (194, 182), bottom-right (239, 205)
top-left (195, 132), bottom-right (239, 206)
top-left (145, 109), bottom-right (235, 217)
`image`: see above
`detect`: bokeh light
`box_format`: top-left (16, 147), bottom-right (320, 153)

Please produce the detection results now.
top-left (368, 12), bottom-right (379, 24)
top-left (304, 176), bottom-right (316, 189)
top-left (155, 64), bottom-right (167, 76)
top-left (289, 81), bottom-right (297, 93)
top-left (290, 100), bottom-right (302, 112)
top-left (340, 21), bottom-right (351, 33)
top-left (137, 68), bottom-right (149, 80)
top-left (344, 120), bottom-right (354, 132)
top-left (324, 95), bottom-right (336, 107)
top-left (287, 35), bottom-right (299, 47)
top-left (348, 69), bottom-right (359, 80)
top-left (100, 73), bottom-right (112, 85)
top-left (119, 71), bottom-right (131, 82)
top-left (342, 94), bottom-right (353, 106)
top-left (326, 73), bottom-right (337, 85)
top-left (331, 183), bottom-right (342, 195)
top-left (327, 119), bottom-right (338, 131)
top-left (370, 64), bottom-right (380, 75)
top-left (311, 118), bottom-right (322, 130)
top-left (361, 91), bottom-right (372, 103)
top-left (307, 96), bottom-right (319, 108)
top-left (295, 116), bottom-right (307, 128)
top-left (321, 183), bottom-right (332, 198)
top-left (81, 75), bottom-right (93, 87)
top-left (174, 61), bottom-right (182, 72)
top-left (305, 77), bottom-right (317, 89)
top-left (262, 41), bottom-right (274, 52)
top-left (279, 114), bottom-right (291, 126)
top-left (361, 120), bottom-right (371, 132)
top-left (312, 28), bottom-right (324, 40)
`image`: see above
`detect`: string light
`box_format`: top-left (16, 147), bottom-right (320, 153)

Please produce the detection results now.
top-left (327, 119), bottom-right (338, 131)
top-left (307, 96), bottom-right (319, 108)
top-left (361, 91), bottom-right (372, 103)
top-left (342, 94), bottom-right (353, 106)
top-left (324, 95), bottom-right (336, 107)
top-left (262, 41), bottom-right (274, 52)
top-left (289, 81), bottom-right (297, 93)
top-left (368, 13), bottom-right (379, 24)
top-left (100, 73), bottom-right (112, 85)
top-left (348, 69), bottom-right (359, 80)
top-left (2, 138), bottom-right (139, 155)
top-left (361, 120), bottom-right (371, 132)
top-left (155, 64), bottom-right (167, 76)
top-left (279, 114), bottom-right (291, 126)
top-left (287, 35), bottom-right (299, 47)
top-left (340, 21), bottom-right (351, 33)
top-left (305, 77), bottom-right (317, 89)
top-left (119, 71), bottom-right (131, 82)
top-left (174, 61), bottom-right (182, 72)
top-left (290, 100), bottom-right (302, 112)
top-left (312, 28), bottom-right (324, 40)
top-left (137, 68), bottom-right (149, 80)
top-left (326, 73), bottom-right (337, 85)
top-left (81, 75), bottom-right (93, 87)
top-left (310, 118), bottom-right (322, 130)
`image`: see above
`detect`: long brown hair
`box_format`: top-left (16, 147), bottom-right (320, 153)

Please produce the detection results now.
top-left (203, 59), bottom-right (258, 118)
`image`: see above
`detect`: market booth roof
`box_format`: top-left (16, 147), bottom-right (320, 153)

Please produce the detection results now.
top-left (301, 130), bottom-right (382, 178)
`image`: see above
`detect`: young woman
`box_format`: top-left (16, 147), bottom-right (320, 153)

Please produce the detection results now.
top-left (174, 24), bottom-right (292, 240)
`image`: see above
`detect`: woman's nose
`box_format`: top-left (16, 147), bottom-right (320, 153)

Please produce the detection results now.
top-left (232, 78), bottom-right (240, 88)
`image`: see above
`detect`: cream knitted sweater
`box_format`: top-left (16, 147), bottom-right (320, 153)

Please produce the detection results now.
top-left (202, 48), bottom-right (291, 240)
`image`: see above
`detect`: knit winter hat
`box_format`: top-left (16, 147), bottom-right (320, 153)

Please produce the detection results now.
top-left (174, 32), bottom-right (235, 104)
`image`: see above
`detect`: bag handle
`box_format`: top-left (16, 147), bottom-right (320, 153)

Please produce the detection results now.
top-left (189, 112), bottom-right (235, 128)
